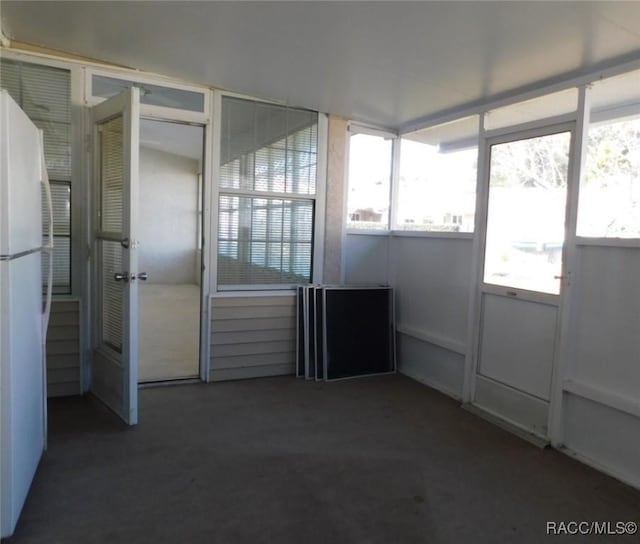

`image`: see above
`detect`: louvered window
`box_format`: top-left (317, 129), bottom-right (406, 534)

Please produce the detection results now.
top-left (1, 59), bottom-right (72, 294)
top-left (217, 97), bottom-right (318, 288)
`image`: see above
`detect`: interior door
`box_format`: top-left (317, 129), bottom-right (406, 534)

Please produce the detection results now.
top-left (472, 125), bottom-right (573, 440)
top-left (91, 88), bottom-right (140, 425)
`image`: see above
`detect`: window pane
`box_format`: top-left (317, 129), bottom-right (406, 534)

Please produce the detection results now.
top-left (217, 196), bottom-right (313, 286)
top-left (219, 97), bottom-right (317, 195)
top-left (397, 144), bottom-right (477, 232)
top-left (397, 116), bottom-right (478, 232)
top-left (346, 133), bottom-right (392, 230)
top-left (42, 182), bottom-right (71, 294)
top-left (100, 116), bottom-right (124, 232)
top-left (100, 240), bottom-right (124, 353)
top-left (577, 69), bottom-right (640, 238)
top-left (92, 74), bottom-right (205, 112)
top-left (484, 132), bottom-right (571, 295)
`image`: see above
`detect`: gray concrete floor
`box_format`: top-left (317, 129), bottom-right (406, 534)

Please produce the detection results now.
top-left (5, 375), bottom-right (640, 543)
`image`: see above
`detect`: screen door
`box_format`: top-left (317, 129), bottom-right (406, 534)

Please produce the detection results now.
top-left (473, 125), bottom-right (573, 439)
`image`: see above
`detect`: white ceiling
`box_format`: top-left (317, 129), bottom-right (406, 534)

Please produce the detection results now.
top-left (3, 1), bottom-right (640, 130)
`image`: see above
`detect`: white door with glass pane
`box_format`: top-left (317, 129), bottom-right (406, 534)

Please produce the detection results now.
top-left (472, 125), bottom-right (573, 439)
top-left (91, 88), bottom-right (140, 425)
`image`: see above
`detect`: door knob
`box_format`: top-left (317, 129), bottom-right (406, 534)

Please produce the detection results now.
top-left (114, 272), bottom-right (129, 282)
top-left (137, 272), bottom-right (148, 281)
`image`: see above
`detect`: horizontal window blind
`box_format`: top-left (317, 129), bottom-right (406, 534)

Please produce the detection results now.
top-left (42, 182), bottom-right (71, 294)
top-left (100, 116), bottom-right (124, 233)
top-left (218, 196), bottom-right (314, 286)
top-left (218, 97), bottom-right (318, 288)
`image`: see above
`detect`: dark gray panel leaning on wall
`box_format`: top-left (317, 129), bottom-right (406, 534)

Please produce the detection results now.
top-left (323, 287), bottom-right (395, 381)
top-left (314, 287), bottom-right (324, 381)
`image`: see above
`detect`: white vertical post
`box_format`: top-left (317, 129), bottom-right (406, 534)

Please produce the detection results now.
top-left (548, 85), bottom-right (590, 446)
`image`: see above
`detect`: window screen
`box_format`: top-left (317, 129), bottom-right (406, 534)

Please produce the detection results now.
top-left (1, 59), bottom-right (72, 293)
top-left (397, 116), bottom-right (479, 232)
top-left (217, 97), bottom-right (318, 288)
top-left (346, 133), bottom-right (392, 230)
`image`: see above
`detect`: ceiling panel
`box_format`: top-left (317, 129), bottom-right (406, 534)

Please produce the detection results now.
top-left (2, 1), bottom-right (640, 129)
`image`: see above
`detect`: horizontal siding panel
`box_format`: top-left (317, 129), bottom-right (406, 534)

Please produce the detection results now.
top-left (211, 295), bottom-right (296, 308)
top-left (212, 328), bottom-right (295, 346)
top-left (47, 367), bottom-right (79, 383)
top-left (212, 305), bottom-right (295, 320)
top-left (47, 325), bottom-right (80, 342)
top-left (213, 340), bottom-right (295, 357)
top-left (48, 382), bottom-right (80, 397)
top-left (46, 298), bottom-right (80, 397)
top-left (210, 295), bottom-right (297, 380)
top-left (211, 351), bottom-right (295, 369)
top-left (47, 353), bottom-right (80, 370)
top-left (50, 301), bottom-right (79, 313)
top-left (46, 340), bottom-right (80, 356)
top-left (210, 363), bottom-right (295, 382)
top-left (48, 311), bottom-right (79, 326)
top-left (211, 316), bottom-right (296, 333)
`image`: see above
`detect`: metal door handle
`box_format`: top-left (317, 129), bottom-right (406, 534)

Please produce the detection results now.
top-left (114, 272), bottom-right (129, 282)
top-left (137, 272), bottom-right (148, 281)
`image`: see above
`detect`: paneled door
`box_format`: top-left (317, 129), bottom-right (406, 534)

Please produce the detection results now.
top-left (91, 88), bottom-right (140, 425)
top-left (472, 125), bottom-right (573, 440)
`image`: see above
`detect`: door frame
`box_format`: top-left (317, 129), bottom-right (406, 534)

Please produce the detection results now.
top-left (463, 100), bottom-right (588, 442)
top-left (136, 116), bottom-right (210, 384)
top-left (88, 93), bottom-right (214, 413)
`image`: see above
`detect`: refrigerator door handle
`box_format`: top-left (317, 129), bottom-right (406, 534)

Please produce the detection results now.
top-left (40, 131), bottom-right (53, 450)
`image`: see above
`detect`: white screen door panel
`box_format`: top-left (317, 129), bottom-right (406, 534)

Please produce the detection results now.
top-left (473, 126), bottom-right (572, 439)
top-left (91, 88), bottom-right (140, 425)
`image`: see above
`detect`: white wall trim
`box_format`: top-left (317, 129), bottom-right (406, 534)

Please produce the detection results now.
top-left (346, 229), bottom-right (390, 236)
top-left (399, 366), bottom-right (462, 402)
top-left (211, 290), bottom-right (296, 299)
top-left (396, 323), bottom-right (466, 356)
top-left (391, 230), bottom-right (474, 240)
top-left (400, 52), bottom-right (640, 135)
top-left (575, 237), bottom-right (640, 248)
top-left (564, 380), bottom-right (640, 419)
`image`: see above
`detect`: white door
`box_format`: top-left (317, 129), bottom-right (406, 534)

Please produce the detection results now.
top-left (472, 124), bottom-right (573, 440)
top-left (90, 88), bottom-right (140, 425)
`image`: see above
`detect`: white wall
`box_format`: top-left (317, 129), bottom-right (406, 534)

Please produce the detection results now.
top-left (138, 147), bottom-right (199, 285)
top-left (560, 245), bottom-right (640, 487)
top-left (391, 236), bottom-right (472, 399)
top-left (343, 233), bottom-right (473, 399)
top-left (343, 234), bottom-right (389, 285)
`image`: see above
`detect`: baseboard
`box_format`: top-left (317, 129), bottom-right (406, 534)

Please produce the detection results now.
top-left (462, 403), bottom-right (549, 449)
top-left (398, 367), bottom-right (462, 402)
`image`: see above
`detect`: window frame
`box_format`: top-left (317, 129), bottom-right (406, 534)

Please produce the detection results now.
top-left (85, 67), bottom-right (211, 123)
top-left (345, 123), bottom-right (397, 234)
top-left (0, 54), bottom-right (77, 295)
top-left (211, 90), bottom-right (327, 292)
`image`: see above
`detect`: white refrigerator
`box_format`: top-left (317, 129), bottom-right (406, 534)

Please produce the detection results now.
top-left (0, 89), bottom-right (53, 538)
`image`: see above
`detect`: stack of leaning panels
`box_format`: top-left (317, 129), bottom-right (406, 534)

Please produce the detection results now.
top-left (296, 285), bottom-right (396, 381)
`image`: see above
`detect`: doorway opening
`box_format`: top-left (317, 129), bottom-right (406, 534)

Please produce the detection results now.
top-left (137, 119), bottom-right (205, 382)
